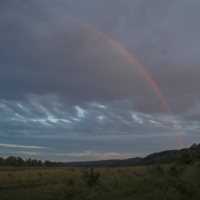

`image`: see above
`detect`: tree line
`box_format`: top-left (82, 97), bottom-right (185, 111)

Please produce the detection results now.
top-left (1, 143), bottom-right (199, 168)
top-left (0, 156), bottom-right (68, 167)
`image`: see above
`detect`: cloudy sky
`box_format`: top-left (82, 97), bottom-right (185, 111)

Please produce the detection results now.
top-left (1, 0), bottom-right (200, 162)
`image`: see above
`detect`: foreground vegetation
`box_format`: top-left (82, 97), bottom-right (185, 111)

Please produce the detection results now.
top-left (0, 162), bottom-right (200, 200)
top-left (0, 143), bottom-right (199, 199)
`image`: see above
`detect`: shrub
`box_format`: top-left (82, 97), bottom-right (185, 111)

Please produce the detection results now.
top-left (82, 168), bottom-right (100, 187)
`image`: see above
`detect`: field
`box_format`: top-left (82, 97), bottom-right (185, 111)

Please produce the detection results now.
top-left (0, 164), bottom-right (200, 200)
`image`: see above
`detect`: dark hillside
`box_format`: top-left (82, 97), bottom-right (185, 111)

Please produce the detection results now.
top-left (135, 150), bottom-right (180, 166)
top-left (67, 143), bottom-right (200, 167)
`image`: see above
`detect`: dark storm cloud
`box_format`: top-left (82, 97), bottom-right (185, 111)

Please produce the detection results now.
top-left (60, 0), bottom-right (200, 116)
top-left (0, 0), bottom-right (200, 160)
top-left (1, 0), bottom-right (199, 114)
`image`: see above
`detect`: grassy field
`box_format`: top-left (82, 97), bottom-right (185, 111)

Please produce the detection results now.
top-left (0, 163), bottom-right (200, 200)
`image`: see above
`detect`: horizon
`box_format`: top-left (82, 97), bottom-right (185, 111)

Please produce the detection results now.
top-left (1, 143), bottom-right (190, 163)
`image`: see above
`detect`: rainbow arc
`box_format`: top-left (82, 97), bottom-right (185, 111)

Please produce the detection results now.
top-left (48, 9), bottom-right (184, 148)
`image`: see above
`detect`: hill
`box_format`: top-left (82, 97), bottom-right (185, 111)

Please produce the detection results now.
top-left (67, 143), bottom-right (200, 167)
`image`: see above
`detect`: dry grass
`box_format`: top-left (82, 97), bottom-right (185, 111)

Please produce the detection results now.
top-left (0, 164), bottom-right (199, 200)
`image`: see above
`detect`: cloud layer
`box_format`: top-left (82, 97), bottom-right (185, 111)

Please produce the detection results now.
top-left (0, 0), bottom-right (200, 161)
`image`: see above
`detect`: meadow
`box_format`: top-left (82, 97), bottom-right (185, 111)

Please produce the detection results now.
top-left (0, 163), bottom-right (200, 200)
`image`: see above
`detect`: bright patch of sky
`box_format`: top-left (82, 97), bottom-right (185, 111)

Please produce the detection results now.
top-left (31, 118), bottom-right (52, 126)
top-left (97, 116), bottom-right (104, 121)
top-left (149, 120), bottom-right (160, 125)
top-left (132, 114), bottom-right (143, 124)
top-left (76, 106), bottom-right (86, 118)
top-left (11, 114), bottom-right (26, 122)
top-left (0, 143), bottom-right (48, 149)
top-left (97, 104), bottom-right (106, 109)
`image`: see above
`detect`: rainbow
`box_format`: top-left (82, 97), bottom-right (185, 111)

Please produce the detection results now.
top-left (50, 9), bottom-right (184, 148)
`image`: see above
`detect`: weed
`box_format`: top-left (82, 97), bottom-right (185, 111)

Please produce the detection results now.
top-left (38, 172), bottom-right (43, 176)
top-left (113, 176), bottom-right (119, 189)
top-left (67, 179), bottom-right (75, 196)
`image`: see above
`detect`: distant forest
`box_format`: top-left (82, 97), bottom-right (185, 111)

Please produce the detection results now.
top-left (1, 143), bottom-right (200, 168)
top-left (0, 156), bottom-right (68, 167)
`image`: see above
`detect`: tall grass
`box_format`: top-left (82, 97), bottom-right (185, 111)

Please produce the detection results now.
top-left (0, 163), bottom-right (199, 200)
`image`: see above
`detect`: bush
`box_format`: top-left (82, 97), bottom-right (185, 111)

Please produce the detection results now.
top-left (82, 168), bottom-right (100, 187)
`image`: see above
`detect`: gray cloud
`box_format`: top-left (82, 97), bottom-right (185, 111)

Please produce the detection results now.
top-left (0, 0), bottom-right (200, 161)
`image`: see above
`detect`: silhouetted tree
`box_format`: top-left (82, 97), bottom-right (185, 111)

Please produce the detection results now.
top-left (31, 159), bottom-right (39, 166)
top-left (38, 160), bottom-right (43, 166)
top-left (17, 157), bottom-right (25, 166)
top-left (26, 158), bottom-right (32, 166)
top-left (0, 157), bottom-right (5, 166)
top-left (5, 156), bottom-right (18, 167)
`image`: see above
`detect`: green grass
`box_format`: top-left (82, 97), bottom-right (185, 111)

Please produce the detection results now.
top-left (0, 163), bottom-right (200, 200)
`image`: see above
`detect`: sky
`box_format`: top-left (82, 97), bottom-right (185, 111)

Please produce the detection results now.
top-left (0, 0), bottom-right (200, 162)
